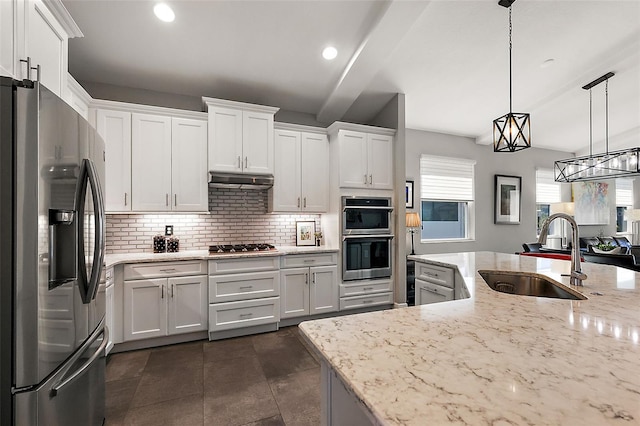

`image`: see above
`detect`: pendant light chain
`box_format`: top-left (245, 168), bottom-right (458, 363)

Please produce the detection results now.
top-left (605, 79), bottom-right (609, 155)
top-left (589, 89), bottom-right (593, 158)
top-left (509, 6), bottom-right (513, 113)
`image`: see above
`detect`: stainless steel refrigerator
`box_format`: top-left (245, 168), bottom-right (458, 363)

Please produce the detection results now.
top-left (0, 76), bottom-right (107, 425)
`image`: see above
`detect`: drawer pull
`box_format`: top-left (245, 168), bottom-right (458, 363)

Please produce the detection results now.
top-left (362, 300), bottom-right (373, 304)
top-left (303, 259), bottom-right (315, 263)
top-left (363, 287), bottom-right (373, 291)
top-left (160, 268), bottom-right (177, 273)
top-left (425, 272), bottom-right (439, 278)
top-left (239, 313), bottom-right (253, 318)
top-left (239, 286), bottom-right (253, 290)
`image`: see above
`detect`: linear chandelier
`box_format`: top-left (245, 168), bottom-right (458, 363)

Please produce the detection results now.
top-left (555, 72), bottom-right (640, 182)
top-left (493, 0), bottom-right (531, 153)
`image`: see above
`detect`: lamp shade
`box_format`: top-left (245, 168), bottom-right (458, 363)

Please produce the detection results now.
top-left (406, 212), bottom-right (421, 228)
top-left (624, 209), bottom-right (640, 221)
top-left (550, 202), bottom-right (575, 216)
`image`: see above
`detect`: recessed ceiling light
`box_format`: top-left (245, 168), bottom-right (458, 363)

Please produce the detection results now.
top-left (540, 58), bottom-right (555, 68)
top-left (322, 46), bottom-right (338, 61)
top-left (154, 3), bottom-right (175, 22)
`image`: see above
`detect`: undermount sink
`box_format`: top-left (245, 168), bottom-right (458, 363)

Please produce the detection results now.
top-left (478, 270), bottom-right (587, 300)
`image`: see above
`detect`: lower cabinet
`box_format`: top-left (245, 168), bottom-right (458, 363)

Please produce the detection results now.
top-left (280, 265), bottom-right (338, 319)
top-left (339, 278), bottom-right (393, 311)
top-left (105, 267), bottom-right (114, 354)
top-left (415, 279), bottom-right (454, 305)
top-left (414, 262), bottom-right (455, 306)
top-left (123, 274), bottom-right (208, 341)
top-left (279, 253), bottom-right (338, 320)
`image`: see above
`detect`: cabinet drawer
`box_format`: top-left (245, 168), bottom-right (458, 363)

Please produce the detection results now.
top-left (339, 292), bottom-right (393, 311)
top-left (124, 260), bottom-right (207, 280)
top-left (415, 263), bottom-right (454, 288)
top-left (340, 279), bottom-right (392, 297)
top-left (209, 297), bottom-right (280, 332)
top-left (416, 279), bottom-right (454, 305)
top-left (208, 256), bottom-right (279, 275)
top-left (209, 271), bottom-right (280, 303)
top-left (280, 252), bottom-right (337, 268)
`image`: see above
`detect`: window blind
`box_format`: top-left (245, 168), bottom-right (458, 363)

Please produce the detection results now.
top-left (536, 169), bottom-right (561, 203)
top-left (616, 178), bottom-right (633, 206)
top-left (420, 155), bottom-right (475, 201)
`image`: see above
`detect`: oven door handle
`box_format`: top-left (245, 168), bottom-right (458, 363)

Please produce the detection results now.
top-left (343, 206), bottom-right (394, 212)
top-left (343, 234), bottom-right (395, 240)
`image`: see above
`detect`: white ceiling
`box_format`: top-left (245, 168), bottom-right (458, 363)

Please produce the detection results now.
top-left (63, 0), bottom-right (640, 154)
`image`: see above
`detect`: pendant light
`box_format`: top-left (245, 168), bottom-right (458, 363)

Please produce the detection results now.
top-left (493, 0), bottom-right (531, 152)
top-left (555, 72), bottom-right (640, 182)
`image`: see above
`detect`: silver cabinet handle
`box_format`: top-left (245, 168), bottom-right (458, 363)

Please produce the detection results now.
top-left (305, 273), bottom-right (308, 285)
top-left (237, 156), bottom-right (241, 168)
top-left (369, 174), bottom-right (372, 184)
top-left (303, 197), bottom-right (306, 208)
top-left (303, 259), bottom-right (315, 263)
top-left (239, 313), bottom-right (253, 318)
top-left (297, 197), bottom-right (300, 208)
top-left (20, 57), bottom-right (32, 80)
top-left (312, 273), bottom-right (316, 284)
top-left (160, 268), bottom-right (176, 272)
top-left (362, 299), bottom-right (373, 304)
top-left (124, 193), bottom-right (127, 206)
top-left (244, 156), bottom-right (248, 169)
top-left (161, 284), bottom-right (164, 299)
top-left (174, 194), bottom-right (177, 206)
top-left (171, 284), bottom-right (174, 297)
top-left (364, 174), bottom-right (367, 184)
top-left (425, 272), bottom-right (439, 278)
top-left (363, 287), bottom-right (373, 291)
top-left (239, 285), bottom-right (253, 290)
top-left (165, 194), bottom-right (169, 206)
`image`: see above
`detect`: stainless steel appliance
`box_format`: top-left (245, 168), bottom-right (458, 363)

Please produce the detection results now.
top-left (342, 196), bottom-right (393, 235)
top-left (0, 77), bottom-right (107, 425)
top-left (342, 235), bottom-right (393, 281)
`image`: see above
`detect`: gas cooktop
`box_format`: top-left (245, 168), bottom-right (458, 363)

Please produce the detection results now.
top-left (208, 243), bottom-right (277, 254)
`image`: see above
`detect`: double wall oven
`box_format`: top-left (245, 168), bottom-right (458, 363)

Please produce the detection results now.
top-left (342, 196), bottom-right (393, 281)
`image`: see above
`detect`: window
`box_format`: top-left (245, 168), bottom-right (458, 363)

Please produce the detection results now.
top-left (420, 155), bottom-right (475, 241)
top-left (535, 169), bottom-right (561, 236)
top-left (616, 179), bottom-right (633, 233)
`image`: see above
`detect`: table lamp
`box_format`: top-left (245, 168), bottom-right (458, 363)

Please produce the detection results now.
top-left (406, 212), bottom-right (421, 255)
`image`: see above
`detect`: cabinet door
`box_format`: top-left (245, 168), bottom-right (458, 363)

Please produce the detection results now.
top-left (242, 110), bottom-right (274, 174)
top-left (271, 129), bottom-right (301, 212)
top-left (27, 0), bottom-right (67, 96)
top-left (310, 265), bottom-right (338, 315)
top-left (105, 283), bottom-right (114, 354)
top-left (301, 132), bottom-right (329, 212)
top-left (0, 0), bottom-right (20, 78)
top-left (96, 109), bottom-right (132, 212)
top-left (415, 279), bottom-right (453, 306)
top-left (338, 130), bottom-right (368, 188)
top-left (280, 268), bottom-right (309, 319)
top-left (123, 278), bottom-right (167, 341)
top-left (208, 106), bottom-right (242, 173)
top-left (367, 133), bottom-right (393, 190)
top-left (131, 113), bottom-right (172, 211)
top-left (171, 118), bottom-right (208, 212)
top-left (167, 275), bottom-right (207, 335)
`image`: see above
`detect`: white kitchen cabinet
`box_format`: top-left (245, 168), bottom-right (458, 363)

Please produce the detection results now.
top-left (131, 113), bottom-right (172, 211)
top-left (339, 277), bottom-right (394, 311)
top-left (65, 74), bottom-right (91, 120)
top-left (105, 267), bottom-right (114, 354)
top-left (414, 263), bottom-right (455, 306)
top-left (270, 126), bottom-right (329, 213)
top-left (123, 262), bottom-right (208, 341)
top-left (328, 123), bottom-right (395, 190)
top-left (203, 97), bottom-right (279, 175)
top-left (280, 254), bottom-right (338, 319)
top-left (96, 109), bottom-right (132, 212)
top-left (95, 103), bottom-right (208, 213)
top-left (415, 279), bottom-right (454, 305)
top-left (171, 117), bottom-right (208, 211)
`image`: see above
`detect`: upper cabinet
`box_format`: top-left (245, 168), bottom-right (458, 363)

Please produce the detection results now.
top-left (92, 101), bottom-right (208, 213)
top-left (1, 0), bottom-right (83, 97)
top-left (328, 122), bottom-right (395, 190)
top-left (270, 124), bottom-right (329, 213)
top-left (203, 97), bottom-right (279, 175)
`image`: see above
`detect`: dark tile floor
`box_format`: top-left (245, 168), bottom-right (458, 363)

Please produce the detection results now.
top-left (105, 326), bottom-right (321, 426)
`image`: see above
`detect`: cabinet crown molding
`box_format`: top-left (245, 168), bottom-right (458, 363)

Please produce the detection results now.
top-left (202, 97), bottom-right (279, 115)
top-left (42, 0), bottom-right (83, 38)
top-left (327, 121), bottom-right (396, 137)
top-left (90, 98), bottom-right (207, 120)
top-left (274, 122), bottom-right (327, 135)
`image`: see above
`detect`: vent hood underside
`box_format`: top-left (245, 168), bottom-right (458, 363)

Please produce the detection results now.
top-left (209, 171), bottom-right (274, 190)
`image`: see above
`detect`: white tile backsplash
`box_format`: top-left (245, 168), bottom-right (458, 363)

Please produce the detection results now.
top-left (105, 187), bottom-right (321, 253)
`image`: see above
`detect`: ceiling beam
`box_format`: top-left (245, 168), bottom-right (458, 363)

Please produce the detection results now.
top-left (316, 0), bottom-right (431, 124)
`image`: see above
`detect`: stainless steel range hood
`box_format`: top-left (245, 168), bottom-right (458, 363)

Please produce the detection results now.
top-left (208, 171), bottom-right (274, 190)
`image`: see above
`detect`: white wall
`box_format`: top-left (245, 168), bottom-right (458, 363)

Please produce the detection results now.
top-left (405, 128), bottom-right (575, 255)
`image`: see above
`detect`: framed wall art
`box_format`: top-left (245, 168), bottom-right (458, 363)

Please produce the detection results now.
top-left (494, 174), bottom-right (521, 224)
top-left (405, 180), bottom-right (414, 209)
top-left (572, 181), bottom-right (610, 225)
top-left (296, 221), bottom-right (316, 246)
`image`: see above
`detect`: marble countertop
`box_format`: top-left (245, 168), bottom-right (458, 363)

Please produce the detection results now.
top-left (298, 251), bottom-right (640, 425)
top-left (104, 246), bottom-right (338, 268)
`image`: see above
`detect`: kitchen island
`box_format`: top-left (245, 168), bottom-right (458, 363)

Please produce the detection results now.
top-left (298, 251), bottom-right (639, 425)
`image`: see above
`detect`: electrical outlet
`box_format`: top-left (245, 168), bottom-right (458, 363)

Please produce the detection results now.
top-left (165, 225), bottom-right (173, 236)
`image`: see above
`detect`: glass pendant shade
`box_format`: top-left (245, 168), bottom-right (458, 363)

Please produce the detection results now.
top-left (493, 112), bottom-right (531, 152)
top-left (555, 147), bottom-right (640, 182)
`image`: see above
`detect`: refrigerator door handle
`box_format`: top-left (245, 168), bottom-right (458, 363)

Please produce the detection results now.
top-left (76, 159), bottom-right (106, 304)
top-left (50, 325), bottom-right (108, 397)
